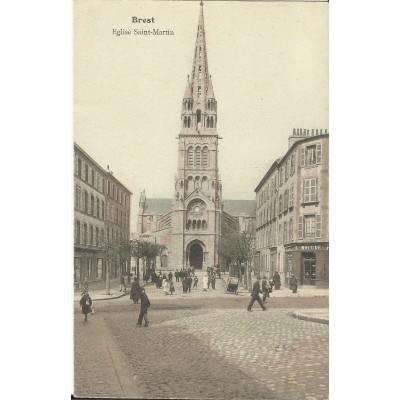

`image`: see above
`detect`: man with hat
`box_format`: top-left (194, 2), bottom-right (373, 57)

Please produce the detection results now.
top-left (247, 277), bottom-right (266, 312)
top-left (136, 287), bottom-right (151, 327)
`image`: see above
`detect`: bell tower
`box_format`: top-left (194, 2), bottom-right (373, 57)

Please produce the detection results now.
top-left (171, 1), bottom-right (222, 271)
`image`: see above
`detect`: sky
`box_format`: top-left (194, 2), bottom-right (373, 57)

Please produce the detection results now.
top-left (74, 0), bottom-right (328, 232)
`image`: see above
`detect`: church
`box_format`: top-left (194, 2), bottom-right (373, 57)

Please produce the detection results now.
top-left (136, 2), bottom-right (255, 272)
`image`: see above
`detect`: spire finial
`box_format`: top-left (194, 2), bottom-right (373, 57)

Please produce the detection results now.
top-left (200, 1), bottom-right (204, 6)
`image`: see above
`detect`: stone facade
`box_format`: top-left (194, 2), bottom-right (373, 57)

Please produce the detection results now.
top-left (74, 143), bottom-right (132, 285)
top-left (254, 129), bottom-right (329, 287)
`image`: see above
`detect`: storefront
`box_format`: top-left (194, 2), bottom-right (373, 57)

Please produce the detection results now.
top-left (284, 243), bottom-right (329, 288)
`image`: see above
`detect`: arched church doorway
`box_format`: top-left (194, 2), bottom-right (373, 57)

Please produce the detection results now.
top-left (189, 243), bottom-right (203, 269)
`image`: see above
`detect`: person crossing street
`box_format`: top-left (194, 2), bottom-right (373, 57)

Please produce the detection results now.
top-left (247, 277), bottom-right (266, 312)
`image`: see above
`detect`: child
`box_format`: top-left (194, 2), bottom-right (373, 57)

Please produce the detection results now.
top-left (80, 290), bottom-right (92, 322)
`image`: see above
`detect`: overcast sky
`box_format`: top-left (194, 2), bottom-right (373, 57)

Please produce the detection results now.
top-left (74, 0), bottom-right (328, 232)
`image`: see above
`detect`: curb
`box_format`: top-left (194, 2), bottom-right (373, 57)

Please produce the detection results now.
top-left (291, 311), bottom-right (329, 325)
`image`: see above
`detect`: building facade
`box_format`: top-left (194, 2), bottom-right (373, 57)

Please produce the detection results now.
top-left (74, 143), bottom-right (132, 286)
top-left (255, 129), bottom-right (329, 288)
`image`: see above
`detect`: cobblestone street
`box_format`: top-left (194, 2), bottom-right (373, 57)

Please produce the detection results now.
top-left (74, 286), bottom-right (328, 400)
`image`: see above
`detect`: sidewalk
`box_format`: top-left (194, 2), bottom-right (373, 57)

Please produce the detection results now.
top-left (73, 278), bottom-right (131, 302)
top-left (291, 308), bottom-right (329, 324)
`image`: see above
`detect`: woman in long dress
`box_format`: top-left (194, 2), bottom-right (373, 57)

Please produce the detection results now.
top-left (202, 274), bottom-right (208, 291)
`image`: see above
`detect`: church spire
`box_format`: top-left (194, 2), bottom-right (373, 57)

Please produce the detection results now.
top-left (180, 1), bottom-right (217, 134)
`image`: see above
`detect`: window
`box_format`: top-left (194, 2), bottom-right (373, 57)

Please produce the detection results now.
top-left (301, 143), bottom-right (322, 167)
top-left (279, 194), bottom-right (283, 214)
top-left (85, 164), bottom-right (88, 181)
top-left (285, 160), bottom-right (289, 180)
top-left (289, 218), bottom-right (293, 241)
top-left (202, 147), bottom-right (209, 167)
top-left (284, 189), bottom-right (289, 211)
top-left (90, 226), bottom-right (93, 246)
top-left (91, 168), bottom-right (94, 185)
top-left (78, 158), bottom-right (82, 178)
top-left (195, 147), bottom-right (201, 166)
top-left (95, 227), bottom-right (99, 247)
top-left (188, 147), bottom-right (194, 167)
top-left (75, 221), bottom-right (80, 244)
top-left (290, 153), bottom-right (295, 176)
top-left (96, 198), bottom-right (100, 218)
top-left (289, 184), bottom-right (294, 208)
top-left (83, 223), bottom-right (87, 245)
top-left (75, 186), bottom-right (81, 209)
top-left (101, 201), bottom-right (105, 219)
top-left (298, 214), bottom-right (322, 239)
top-left (84, 191), bottom-right (88, 213)
top-left (279, 167), bottom-right (284, 186)
top-left (304, 215), bottom-right (316, 238)
top-left (304, 178), bottom-right (318, 203)
top-left (90, 195), bottom-right (94, 215)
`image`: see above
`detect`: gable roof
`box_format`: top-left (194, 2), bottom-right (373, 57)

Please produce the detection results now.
top-left (222, 200), bottom-right (255, 217)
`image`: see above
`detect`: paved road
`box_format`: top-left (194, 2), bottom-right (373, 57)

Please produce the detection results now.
top-left (74, 295), bottom-right (328, 400)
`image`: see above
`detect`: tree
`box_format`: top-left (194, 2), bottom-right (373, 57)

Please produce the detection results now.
top-left (116, 239), bottom-right (132, 282)
top-left (220, 230), bottom-right (256, 290)
top-left (100, 237), bottom-right (118, 295)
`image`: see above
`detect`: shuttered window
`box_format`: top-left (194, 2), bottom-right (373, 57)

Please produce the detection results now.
top-left (316, 143), bottom-right (322, 164)
top-left (298, 216), bottom-right (303, 239)
top-left (316, 214), bottom-right (322, 238)
top-left (304, 178), bottom-right (318, 203)
top-left (289, 184), bottom-right (294, 208)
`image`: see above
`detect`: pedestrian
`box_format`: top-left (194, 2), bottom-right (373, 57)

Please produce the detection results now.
top-left (80, 290), bottom-right (93, 322)
top-left (211, 273), bottom-right (216, 289)
top-left (130, 277), bottom-right (141, 304)
top-left (202, 274), bottom-right (208, 291)
top-left (175, 270), bottom-right (179, 282)
top-left (193, 275), bottom-right (198, 290)
top-left (261, 276), bottom-right (270, 303)
top-left (289, 274), bottom-right (298, 293)
top-left (136, 287), bottom-right (150, 327)
top-left (187, 275), bottom-right (193, 293)
top-left (207, 273), bottom-right (211, 289)
top-left (168, 271), bottom-right (173, 281)
top-left (169, 279), bottom-right (175, 295)
top-left (273, 272), bottom-right (281, 290)
top-left (163, 277), bottom-right (170, 295)
top-left (119, 273), bottom-right (125, 292)
top-left (182, 276), bottom-right (188, 293)
top-left (247, 277), bottom-right (266, 312)
top-left (83, 277), bottom-right (89, 291)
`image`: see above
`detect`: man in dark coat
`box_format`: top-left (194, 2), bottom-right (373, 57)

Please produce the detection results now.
top-left (289, 274), bottom-right (298, 293)
top-left (136, 287), bottom-right (151, 327)
top-left (211, 273), bottom-right (216, 289)
top-left (182, 276), bottom-right (188, 293)
top-left (273, 272), bottom-right (281, 290)
top-left (130, 277), bottom-right (141, 304)
top-left (187, 275), bottom-right (193, 293)
top-left (80, 290), bottom-right (93, 322)
top-left (247, 277), bottom-right (266, 312)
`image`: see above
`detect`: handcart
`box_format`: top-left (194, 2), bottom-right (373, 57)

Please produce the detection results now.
top-left (225, 277), bottom-right (239, 295)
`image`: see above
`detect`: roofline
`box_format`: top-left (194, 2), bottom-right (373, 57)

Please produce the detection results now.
top-left (74, 142), bottom-right (133, 195)
top-left (254, 134), bottom-right (329, 192)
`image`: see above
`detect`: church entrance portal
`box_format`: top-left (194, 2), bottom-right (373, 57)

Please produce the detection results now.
top-left (189, 243), bottom-right (203, 269)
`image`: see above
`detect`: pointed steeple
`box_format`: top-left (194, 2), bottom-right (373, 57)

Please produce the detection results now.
top-left (180, 1), bottom-right (217, 134)
top-left (183, 75), bottom-right (192, 99)
top-left (206, 75), bottom-right (215, 99)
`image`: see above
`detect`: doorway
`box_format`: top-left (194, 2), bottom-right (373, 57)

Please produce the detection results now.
top-left (189, 243), bottom-right (203, 269)
top-left (302, 252), bottom-right (316, 285)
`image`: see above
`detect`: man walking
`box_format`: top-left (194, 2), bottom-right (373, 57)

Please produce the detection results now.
top-left (247, 277), bottom-right (266, 312)
top-left (136, 287), bottom-right (150, 327)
